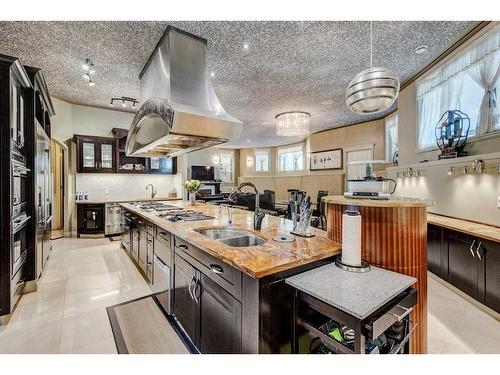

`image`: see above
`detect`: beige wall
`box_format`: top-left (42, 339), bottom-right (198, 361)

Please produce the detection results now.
top-left (391, 83), bottom-right (500, 227)
top-left (239, 119), bottom-right (386, 200)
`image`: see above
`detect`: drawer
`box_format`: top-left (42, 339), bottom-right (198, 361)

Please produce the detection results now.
top-left (11, 258), bottom-right (26, 305)
top-left (364, 288), bottom-right (417, 341)
top-left (175, 236), bottom-right (241, 300)
top-left (155, 237), bottom-right (172, 267)
top-left (146, 222), bottom-right (155, 236)
top-left (156, 227), bottom-right (171, 247)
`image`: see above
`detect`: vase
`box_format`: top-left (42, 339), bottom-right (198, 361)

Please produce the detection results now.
top-left (189, 192), bottom-right (196, 206)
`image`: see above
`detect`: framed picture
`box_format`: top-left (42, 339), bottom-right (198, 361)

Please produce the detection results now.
top-left (310, 148), bottom-right (343, 171)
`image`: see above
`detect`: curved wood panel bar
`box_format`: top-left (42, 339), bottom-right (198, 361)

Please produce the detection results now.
top-left (324, 196), bottom-right (432, 354)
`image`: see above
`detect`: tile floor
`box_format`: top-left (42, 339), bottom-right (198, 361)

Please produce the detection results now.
top-left (0, 237), bottom-right (499, 354)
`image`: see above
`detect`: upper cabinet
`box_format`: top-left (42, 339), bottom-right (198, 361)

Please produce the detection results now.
top-left (73, 130), bottom-right (177, 174)
top-left (74, 135), bottom-right (117, 173)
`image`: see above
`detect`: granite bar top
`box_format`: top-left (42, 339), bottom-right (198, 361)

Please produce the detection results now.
top-left (119, 201), bottom-right (341, 278)
top-left (323, 195), bottom-right (433, 208)
top-left (76, 197), bottom-right (182, 205)
top-left (428, 213), bottom-right (500, 243)
top-left (286, 263), bottom-right (416, 319)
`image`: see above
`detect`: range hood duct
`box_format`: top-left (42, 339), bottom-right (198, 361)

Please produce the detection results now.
top-left (125, 26), bottom-right (242, 158)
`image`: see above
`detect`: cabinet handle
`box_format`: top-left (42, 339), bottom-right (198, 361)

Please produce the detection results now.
top-left (194, 279), bottom-right (201, 304)
top-left (158, 231), bottom-right (168, 237)
top-left (209, 264), bottom-right (224, 275)
top-left (188, 278), bottom-right (196, 301)
top-left (178, 244), bottom-right (188, 250)
top-left (147, 239), bottom-right (153, 245)
top-left (476, 241), bottom-right (483, 261)
top-left (469, 240), bottom-right (476, 257)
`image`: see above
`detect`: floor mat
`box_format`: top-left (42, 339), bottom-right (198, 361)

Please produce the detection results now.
top-left (107, 295), bottom-right (192, 354)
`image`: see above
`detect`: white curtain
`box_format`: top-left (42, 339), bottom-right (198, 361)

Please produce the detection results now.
top-left (416, 24), bottom-right (500, 150)
top-left (469, 51), bottom-right (500, 134)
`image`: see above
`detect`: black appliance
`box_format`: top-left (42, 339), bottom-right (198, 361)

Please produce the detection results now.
top-left (0, 54), bottom-right (33, 321)
top-left (77, 204), bottom-right (105, 236)
top-left (191, 165), bottom-right (215, 181)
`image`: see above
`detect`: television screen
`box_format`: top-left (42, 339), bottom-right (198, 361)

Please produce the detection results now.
top-left (191, 165), bottom-right (215, 181)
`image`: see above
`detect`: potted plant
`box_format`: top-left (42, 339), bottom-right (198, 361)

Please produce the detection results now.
top-left (184, 179), bottom-right (202, 206)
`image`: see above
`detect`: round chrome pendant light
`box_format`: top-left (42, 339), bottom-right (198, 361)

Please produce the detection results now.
top-left (345, 22), bottom-right (400, 114)
top-left (275, 111), bottom-right (311, 136)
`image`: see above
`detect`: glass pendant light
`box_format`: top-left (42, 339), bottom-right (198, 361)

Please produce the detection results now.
top-left (275, 111), bottom-right (311, 136)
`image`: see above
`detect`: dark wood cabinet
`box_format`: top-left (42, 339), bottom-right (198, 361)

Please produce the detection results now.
top-left (427, 224), bottom-right (444, 278)
top-left (174, 253), bottom-right (199, 344)
top-left (428, 224), bottom-right (500, 314)
top-left (74, 135), bottom-right (117, 173)
top-left (482, 240), bottom-right (500, 312)
top-left (77, 203), bottom-right (105, 236)
top-left (446, 230), bottom-right (479, 299)
top-left (199, 273), bottom-right (242, 354)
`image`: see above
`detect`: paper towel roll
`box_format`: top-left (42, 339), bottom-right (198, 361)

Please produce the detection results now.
top-left (341, 211), bottom-right (362, 266)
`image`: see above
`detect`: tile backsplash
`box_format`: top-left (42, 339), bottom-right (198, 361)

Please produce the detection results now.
top-left (75, 173), bottom-right (184, 201)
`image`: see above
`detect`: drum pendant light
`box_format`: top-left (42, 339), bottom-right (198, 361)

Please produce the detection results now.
top-left (345, 22), bottom-right (400, 114)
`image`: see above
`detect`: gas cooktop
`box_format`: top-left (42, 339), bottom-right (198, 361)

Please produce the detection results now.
top-left (157, 210), bottom-right (214, 222)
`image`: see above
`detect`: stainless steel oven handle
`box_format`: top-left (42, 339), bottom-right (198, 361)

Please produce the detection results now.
top-left (469, 240), bottom-right (476, 257)
top-left (476, 241), bottom-right (483, 261)
top-left (12, 216), bottom-right (31, 233)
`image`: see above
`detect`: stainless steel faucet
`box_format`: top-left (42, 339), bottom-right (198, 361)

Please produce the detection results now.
top-left (229, 182), bottom-right (265, 230)
top-left (146, 184), bottom-right (157, 199)
top-left (219, 204), bottom-right (233, 226)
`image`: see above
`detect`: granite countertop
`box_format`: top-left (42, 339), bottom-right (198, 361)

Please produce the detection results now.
top-left (286, 263), bottom-right (416, 319)
top-left (322, 195), bottom-right (434, 208)
top-left (428, 213), bottom-right (500, 243)
top-left (119, 201), bottom-right (341, 278)
top-left (76, 197), bottom-right (182, 204)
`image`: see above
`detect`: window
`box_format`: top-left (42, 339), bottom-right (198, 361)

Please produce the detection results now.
top-left (416, 25), bottom-right (500, 151)
top-left (385, 113), bottom-right (398, 161)
top-left (219, 151), bottom-right (234, 183)
top-left (277, 145), bottom-right (304, 172)
top-left (254, 150), bottom-right (270, 172)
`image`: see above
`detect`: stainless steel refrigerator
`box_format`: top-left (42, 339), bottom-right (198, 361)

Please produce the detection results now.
top-left (35, 122), bottom-right (52, 278)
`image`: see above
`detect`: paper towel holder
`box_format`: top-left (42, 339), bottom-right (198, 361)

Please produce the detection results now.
top-left (335, 256), bottom-right (371, 273)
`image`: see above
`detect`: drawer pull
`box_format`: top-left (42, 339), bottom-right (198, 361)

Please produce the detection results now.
top-left (387, 305), bottom-right (413, 321)
top-left (209, 264), bottom-right (224, 275)
top-left (469, 240), bottom-right (476, 257)
top-left (476, 241), bottom-right (482, 261)
top-left (178, 244), bottom-right (188, 250)
top-left (158, 232), bottom-right (168, 237)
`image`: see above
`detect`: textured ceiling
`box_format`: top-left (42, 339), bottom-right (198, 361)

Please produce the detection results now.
top-left (0, 21), bottom-right (473, 147)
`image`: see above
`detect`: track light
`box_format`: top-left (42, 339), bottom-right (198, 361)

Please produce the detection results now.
top-left (109, 96), bottom-right (139, 109)
top-left (461, 166), bottom-right (468, 175)
top-left (82, 58), bottom-right (96, 87)
top-left (88, 78), bottom-right (95, 87)
top-left (447, 167), bottom-right (454, 176)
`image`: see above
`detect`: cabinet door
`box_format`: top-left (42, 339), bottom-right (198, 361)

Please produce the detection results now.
top-left (482, 240), bottom-right (500, 313)
top-left (138, 228), bottom-right (147, 272)
top-left (98, 139), bottom-right (116, 172)
top-left (447, 230), bottom-right (479, 299)
top-left (80, 139), bottom-right (98, 172)
top-left (199, 274), bottom-right (242, 353)
top-left (174, 254), bottom-right (198, 345)
top-left (428, 224), bottom-right (444, 278)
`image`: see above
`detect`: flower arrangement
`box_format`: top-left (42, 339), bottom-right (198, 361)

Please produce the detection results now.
top-left (184, 179), bottom-right (202, 193)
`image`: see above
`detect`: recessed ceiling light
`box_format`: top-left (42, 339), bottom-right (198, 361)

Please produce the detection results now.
top-left (415, 45), bottom-right (428, 54)
top-left (210, 71), bottom-right (215, 77)
top-left (321, 99), bottom-right (334, 106)
top-left (245, 139), bottom-right (251, 143)
top-left (243, 43), bottom-right (249, 50)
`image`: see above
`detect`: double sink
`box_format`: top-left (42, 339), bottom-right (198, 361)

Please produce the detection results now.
top-left (194, 226), bottom-right (267, 247)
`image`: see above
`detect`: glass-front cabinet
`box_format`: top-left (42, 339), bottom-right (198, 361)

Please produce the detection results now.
top-left (74, 135), bottom-right (117, 173)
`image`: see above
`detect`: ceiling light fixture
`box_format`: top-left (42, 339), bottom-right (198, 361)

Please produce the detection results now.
top-left (243, 43), bottom-right (249, 50)
top-left (81, 58), bottom-right (96, 86)
top-left (245, 139), bottom-right (251, 143)
top-left (415, 45), bottom-right (428, 54)
top-left (345, 21), bottom-right (400, 114)
top-left (110, 96), bottom-right (139, 109)
top-left (275, 111), bottom-right (311, 137)
top-left (461, 166), bottom-right (468, 175)
top-left (447, 167), bottom-right (454, 176)
top-left (210, 71), bottom-right (215, 77)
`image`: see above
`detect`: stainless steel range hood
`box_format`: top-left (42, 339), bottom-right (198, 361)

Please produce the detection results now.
top-left (125, 26), bottom-right (242, 157)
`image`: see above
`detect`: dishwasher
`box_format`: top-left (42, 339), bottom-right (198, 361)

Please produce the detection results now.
top-left (152, 255), bottom-right (172, 315)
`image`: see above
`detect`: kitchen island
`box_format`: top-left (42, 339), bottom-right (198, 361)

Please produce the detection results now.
top-left (323, 195), bottom-right (433, 354)
top-left (119, 201), bottom-right (341, 353)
